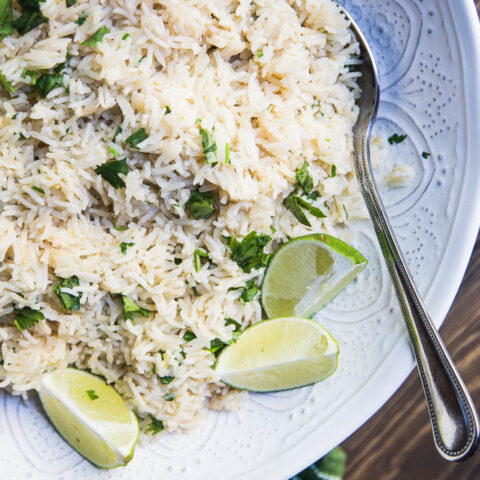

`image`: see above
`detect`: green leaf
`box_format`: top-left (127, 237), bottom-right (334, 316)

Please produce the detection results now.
top-left (194, 249), bottom-right (209, 272)
top-left (239, 279), bottom-right (258, 304)
top-left (112, 125), bottom-right (122, 142)
top-left (66, 0), bottom-right (76, 7)
top-left (114, 225), bottom-right (127, 231)
top-left (0, 71), bottom-right (15, 93)
top-left (35, 73), bottom-right (63, 98)
top-left (295, 161), bottom-right (313, 193)
top-left (225, 231), bottom-right (271, 273)
top-left (207, 338), bottom-right (226, 354)
top-left (164, 392), bottom-right (176, 401)
top-left (159, 375), bottom-right (174, 384)
top-left (183, 330), bottom-right (196, 342)
top-left (31, 185), bottom-right (45, 194)
top-left (14, 306), bottom-right (44, 330)
top-left (121, 32), bottom-right (129, 40)
top-left (164, 105), bottom-right (171, 114)
top-left (12, 0), bottom-right (48, 36)
top-left (21, 68), bottom-right (38, 85)
top-left (342, 203), bottom-right (349, 220)
top-left (82, 25), bottom-right (108, 48)
top-left (295, 196), bottom-right (326, 218)
top-left (225, 318), bottom-right (241, 331)
top-left (199, 128), bottom-right (217, 165)
top-left (331, 164), bottom-right (336, 177)
top-left (125, 128), bottom-right (148, 149)
top-left (225, 142), bottom-right (230, 164)
top-left (53, 276), bottom-right (82, 311)
top-left (74, 11), bottom-right (87, 26)
top-left (174, 257), bottom-right (182, 265)
top-left (186, 189), bottom-right (215, 219)
top-left (283, 194), bottom-right (311, 227)
top-left (121, 295), bottom-right (149, 321)
top-left (95, 158), bottom-right (129, 188)
top-left (0, 0), bottom-right (13, 40)
top-left (421, 151), bottom-right (431, 159)
top-left (146, 415), bottom-right (164, 435)
top-left (387, 133), bottom-right (407, 145)
top-left (119, 241), bottom-right (134, 255)
top-left (86, 389), bottom-right (98, 400)
top-left (191, 285), bottom-right (200, 297)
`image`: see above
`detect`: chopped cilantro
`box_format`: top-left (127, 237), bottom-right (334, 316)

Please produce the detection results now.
top-left (194, 249), bottom-right (209, 272)
top-left (159, 376), bottom-right (174, 385)
top-left (388, 133), bottom-right (407, 145)
top-left (119, 241), bottom-right (134, 255)
top-left (164, 392), bottom-right (176, 401)
top-left (283, 194), bottom-right (325, 227)
top-left (147, 415), bottom-right (164, 435)
top-left (122, 32), bottom-right (130, 40)
top-left (208, 338), bottom-right (227, 354)
top-left (121, 295), bottom-right (149, 320)
top-left (19, 133), bottom-right (27, 141)
top-left (108, 145), bottom-right (121, 157)
top-left (158, 349), bottom-right (165, 360)
top-left (138, 55), bottom-right (145, 64)
top-left (82, 25), bottom-right (108, 48)
top-left (12, 0), bottom-right (48, 36)
top-left (0, 71), bottom-right (15, 93)
top-left (225, 142), bottom-right (230, 164)
top-left (331, 165), bottom-right (336, 177)
top-left (86, 390), bottom-right (98, 400)
top-left (343, 204), bottom-right (349, 219)
top-left (295, 161), bottom-right (313, 193)
top-left (207, 319), bottom-right (242, 355)
top-left (0, 0), bottom-right (13, 40)
top-left (21, 68), bottom-right (39, 86)
top-left (192, 285), bottom-right (200, 297)
top-left (224, 231), bottom-right (271, 273)
top-left (257, 50), bottom-right (264, 58)
top-left (66, 0), bottom-right (76, 7)
top-left (31, 185), bottom-right (44, 193)
top-left (95, 158), bottom-right (129, 188)
top-left (225, 318), bottom-right (241, 331)
top-left (199, 128), bottom-right (217, 165)
top-left (422, 151), bottom-right (431, 159)
top-left (14, 306), bottom-right (44, 330)
top-left (174, 257), bottom-right (182, 265)
top-left (53, 276), bottom-right (82, 311)
top-left (125, 128), bottom-right (148, 149)
top-left (35, 73), bottom-right (64, 98)
top-left (239, 279), bottom-right (258, 304)
top-left (183, 330), bottom-right (196, 342)
top-left (151, 364), bottom-right (156, 375)
top-left (114, 225), bottom-right (127, 231)
top-left (186, 189), bottom-right (215, 220)
top-left (112, 125), bottom-right (122, 142)
top-left (165, 105), bottom-right (171, 114)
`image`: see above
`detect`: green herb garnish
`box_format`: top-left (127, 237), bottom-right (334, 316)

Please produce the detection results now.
top-left (165, 105), bottom-right (171, 114)
top-left (159, 376), bottom-right (174, 385)
top-left (343, 204), bottom-right (349, 219)
top-left (114, 225), bottom-right (127, 231)
top-left (0, 71), bottom-right (15, 93)
top-left (14, 306), bottom-right (44, 330)
top-left (174, 257), bottom-right (182, 265)
top-left (194, 249), bottom-right (209, 272)
top-left (192, 285), bottom-right (200, 297)
top-left (121, 32), bottom-right (130, 40)
top-left (125, 128), bottom-right (148, 149)
top-left (121, 295), bottom-right (149, 320)
top-left (86, 390), bottom-right (98, 400)
top-left (18, 133), bottom-right (27, 141)
top-left (225, 142), bottom-right (230, 164)
top-left (31, 185), bottom-right (44, 193)
top-left (119, 241), bottom-right (134, 255)
top-left (53, 276), bottom-right (82, 311)
top-left (12, 0), bottom-right (48, 36)
top-left (0, 0), bottom-right (13, 40)
top-left (388, 133), bottom-right (407, 145)
top-left (82, 25), bottom-right (108, 48)
top-left (421, 151), bottom-right (431, 159)
top-left (239, 279), bottom-right (258, 304)
top-left (74, 11), bottom-right (87, 26)
top-left (95, 159), bottom-right (129, 188)
top-left (183, 330), bottom-right (196, 342)
top-left (112, 125), bottom-right (122, 142)
top-left (199, 128), bottom-right (217, 165)
top-left (331, 165), bottom-right (336, 177)
top-left (225, 318), bottom-right (241, 331)
top-left (186, 189), bottom-right (215, 219)
top-left (283, 194), bottom-right (325, 227)
top-left (66, 0), bottom-right (76, 7)
top-left (146, 415), bottom-right (164, 435)
top-left (257, 50), bottom-right (264, 58)
top-left (224, 231), bottom-right (271, 273)
top-left (164, 393), bottom-right (176, 401)
top-left (35, 73), bottom-right (64, 98)
top-left (296, 161), bottom-right (313, 193)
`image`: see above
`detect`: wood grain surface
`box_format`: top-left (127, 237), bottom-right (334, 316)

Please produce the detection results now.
top-left (339, 7), bottom-right (480, 478)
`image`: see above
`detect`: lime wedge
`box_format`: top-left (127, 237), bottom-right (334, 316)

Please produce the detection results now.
top-left (39, 368), bottom-right (139, 469)
top-left (261, 233), bottom-right (367, 319)
top-left (215, 317), bottom-right (339, 392)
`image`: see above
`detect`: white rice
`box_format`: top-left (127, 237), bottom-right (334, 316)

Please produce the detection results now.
top-left (0, 0), bottom-right (364, 433)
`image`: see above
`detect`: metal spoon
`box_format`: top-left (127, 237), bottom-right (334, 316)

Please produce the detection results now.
top-left (341, 6), bottom-right (480, 461)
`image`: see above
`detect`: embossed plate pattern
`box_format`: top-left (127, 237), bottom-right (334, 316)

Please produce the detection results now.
top-left (1, 1), bottom-right (479, 478)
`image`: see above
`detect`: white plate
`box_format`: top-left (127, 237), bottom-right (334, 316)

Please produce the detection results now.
top-left (1, 1), bottom-right (479, 478)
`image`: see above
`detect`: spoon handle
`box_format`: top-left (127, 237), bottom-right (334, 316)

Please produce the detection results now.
top-left (354, 131), bottom-right (480, 461)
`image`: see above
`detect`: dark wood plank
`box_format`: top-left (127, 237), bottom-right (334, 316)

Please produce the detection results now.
top-left (341, 234), bottom-right (480, 479)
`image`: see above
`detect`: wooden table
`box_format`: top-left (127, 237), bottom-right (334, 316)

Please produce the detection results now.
top-left (340, 5), bottom-right (480, 478)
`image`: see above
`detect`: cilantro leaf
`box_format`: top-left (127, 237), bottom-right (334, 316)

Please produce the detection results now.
top-left (119, 241), bottom-right (134, 255)
top-left (207, 338), bottom-right (226, 354)
top-left (207, 319), bottom-right (242, 355)
top-left (95, 158), bottom-right (129, 188)
top-left (174, 257), bottom-right (182, 265)
top-left (164, 392), bottom-right (176, 401)
top-left (66, 0), bottom-right (76, 7)
top-left (0, 71), bottom-right (15, 93)
top-left (82, 25), bottom-right (108, 48)
top-left (283, 194), bottom-right (311, 226)
top-left (74, 11), bottom-right (87, 26)
top-left (186, 189), bottom-right (215, 220)
top-left (295, 195), bottom-right (326, 218)
top-left (121, 295), bottom-right (149, 320)
top-left (194, 249), bottom-right (209, 272)
top-left (31, 186), bottom-right (44, 194)
top-left (422, 151), bottom-right (431, 159)
top-left (114, 225), bottom-right (127, 231)
top-left (183, 330), bottom-right (196, 342)
top-left (331, 165), bottom-right (336, 177)
top-left (159, 376), bottom-right (174, 385)
top-left (0, 0), bottom-right (13, 40)
top-left (295, 161), bottom-right (313, 193)
top-left (388, 133), bottom-right (407, 145)
top-left (14, 306), bottom-right (44, 330)
top-left (147, 415), bottom-right (164, 435)
top-left (225, 142), bottom-right (230, 164)
top-left (239, 279), bottom-right (258, 304)
top-left (86, 389), bottom-right (98, 400)
top-left (225, 231), bottom-right (271, 273)
top-left (165, 105), bottom-right (171, 114)
top-left (225, 318), bottom-right (241, 331)
top-left (12, 0), bottom-right (48, 36)
top-left (199, 128), bottom-right (217, 165)
top-left (112, 125), bottom-right (122, 142)
top-left (35, 73), bottom-right (64, 98)
top-left (53, 276), bottom-right (82, 311)
top-left (125, 128), bottom-right (148, 149)
top-left (21, 68), bottom-right (39, 86)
